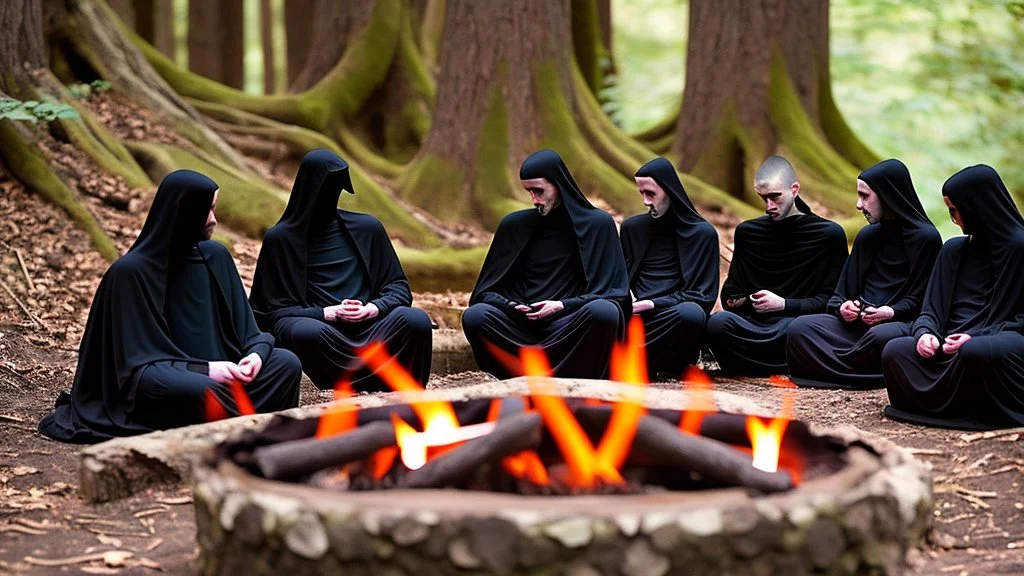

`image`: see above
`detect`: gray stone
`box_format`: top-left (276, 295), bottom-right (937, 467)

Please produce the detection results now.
top-left (729, 519), bottom-right (783, 558)
top-left (326, 519), bottom-right (373, 562)
top-left (423, 521), bottom-right (460, 559)
top-left (284, 512), bottom-right (329, 560)
top-left (614, 515), bottom-right (641, 537)
top-left (448, 537), bottom-right (482, 569)
top-left (862, 541), bottom-right (902, 572)
top-left (390, 517), bottom-right (430, 546)
top-left (804, 518), bottom-right (847, 568)
top-left (233, 503), bottom-right (266, 547)
top-left (723, 508), bottom-right (760, 535)
top-left (840, 499), bottom-right (875, 545)
top-left (218, 492), bottom-right (248, 531)
top-left (565, 562), bottom-right (602, 576)
top-left (372, 538), bottom-right (397, 559)
top-left (464, 517), bottom-right (519, 573)
top-left (544, 517), bottom-right (593, 548)
top-left (677, 509), bottom-right (723, 537)
top-left (649, 523), bottom-right (682, 552)
top-left (621, 539), bottom-right (670, 576)
top-left (517, 534), bottom-right (560, 569)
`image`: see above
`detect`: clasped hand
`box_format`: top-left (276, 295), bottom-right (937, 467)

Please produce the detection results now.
top-left (515, 300), bottom-right (564, 320)
top-left (209, 352), bottom-right (262, 384)
top-left (325, 299), bottom-right (380, 323)
top-left (916, 333), bottom-right (971, 358)
top-left (750, 290), bottom-right (785, 313)
top-left (840, 300), bottom-right (894, 326)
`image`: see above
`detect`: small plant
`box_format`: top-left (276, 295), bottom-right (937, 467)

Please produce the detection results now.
top-left (68, 79), bottom-right (112, 100)
top-left (0, 97), bottom-right (79, 123)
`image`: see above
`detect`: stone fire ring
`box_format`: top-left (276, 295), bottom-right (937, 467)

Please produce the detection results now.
top-left (192, 381), bottom-right (933, 575)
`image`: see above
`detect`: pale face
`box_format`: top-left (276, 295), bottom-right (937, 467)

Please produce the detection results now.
top-left (943, 195), bottom-right (965, 233)
top-left (755, 179), bottom-right (800, 221)
top-left (204, 189), bottom-right (219, 240)
top-left (856, 179), bottom-right (884, 224)
top-left (522, 178), bottom-right (561, 216)
top-left (635, 176), bottom-right (671, 219)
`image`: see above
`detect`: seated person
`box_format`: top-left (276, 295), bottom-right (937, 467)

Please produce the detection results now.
top-left (462, 149), bottom-right (629, 379)
top-left (39, 171), bottom-right (302, 443)
top-left (883, 165), bottom-right (1024, 430)
top-left (249, 150), bottom-right (432, 393)
top-left (621, 157), bottom-right (719, 377)
top-left (706, 156), bottom-right (848, 376)
top-left (787, 159), bottom-right (941, 389)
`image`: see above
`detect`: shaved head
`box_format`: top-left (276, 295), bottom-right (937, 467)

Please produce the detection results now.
top-left (754, 155), bottom-right (798, 190)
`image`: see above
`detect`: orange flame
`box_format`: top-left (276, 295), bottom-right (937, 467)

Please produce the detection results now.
top-left (315, 378), bottom-right (357, 439)
top-left (520, 347), bottom-right (622, 486)
top-left (486, 398), bottom-right (502, 423)
top-left (390, 412), bottom-right (426, 470)
top-left (768, 374), bottom-right (798, 389)
top-left (503, 450), bottom-right (550, 485)
top-left (598, 316), bottom-right (648, 470)
top-left (369, 446), bottom-right (398, 480)
top-left (679, 366), bottom-right (714, 435)
top-left (204, 389), bottom-right (228, 422)
top-left (229, 381), bottom-right (256, 415)
top-left (746, 388), bottom-right (794, 474)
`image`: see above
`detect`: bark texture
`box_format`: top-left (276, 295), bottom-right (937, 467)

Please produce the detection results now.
top-left (187, 0), bottom-right (245, 89)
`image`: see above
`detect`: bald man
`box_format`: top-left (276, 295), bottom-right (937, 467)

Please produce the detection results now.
top-left (706, 156), bottom-right (848, 376)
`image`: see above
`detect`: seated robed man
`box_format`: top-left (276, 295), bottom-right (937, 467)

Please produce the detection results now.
top-left (462, 149), bottom-right (629, 379)
top-left (787, 159), bottom-right (941, 389)
top-left (38, 171), bottom-right (303, 443)
top-left (249, 150), bottom-right (432, 393)
top-left (706, 156), bottom-right (848, 376)
top-left (882, 165), bottom-right (1024, 430)
top-left (621, 157), bottom-right (719, 376)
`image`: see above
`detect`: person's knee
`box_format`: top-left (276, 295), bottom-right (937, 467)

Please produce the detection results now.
top-left (393, 306), bottom-right (433, 336)
top-left (706, 312), bottom-right (734, 339)
top-left (881, 337), bottom-right (913, 366)
top-left (786, 316), bottom-right (814, 346)
top-left (270, 347), bottom-right (303, 379)
top-left (581, 299), bottom-right (620, 325)
top-left (957, 337), bottom-right (989, 365)
top-left (672, 302), bottom-right (707, 327)
top-left (461, 304), bottom-right (494, 336)
top-left (277, 318), bottom-right (326, 346)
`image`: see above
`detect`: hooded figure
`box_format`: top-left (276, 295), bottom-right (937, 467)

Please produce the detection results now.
top-left (249, 150), bottom-right (432, 392)
top-left (38, 171), bottom-right (302, 443)
top-left (620, 157), bottom-right (719, 376)
top-left (883, 165), bottom-right (1024, 429)
top-left (706, 156), bottom-right (848, 376)
top-left (787, 159), bottom-right (942, 389)
top-left (462, 149), bottom-right (628, 379)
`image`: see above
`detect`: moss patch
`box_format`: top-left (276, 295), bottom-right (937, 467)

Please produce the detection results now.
top-left (396, 245), bottom-right (487, 293)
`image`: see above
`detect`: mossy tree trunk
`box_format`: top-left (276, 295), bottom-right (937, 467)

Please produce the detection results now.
top-left (664, 0), bottom-right (878, 216)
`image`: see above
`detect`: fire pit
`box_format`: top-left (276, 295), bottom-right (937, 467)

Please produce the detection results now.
top-left (192, 381), bottom-right (932, 575)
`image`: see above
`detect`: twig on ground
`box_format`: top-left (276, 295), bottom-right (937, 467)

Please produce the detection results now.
top-left (23, 551), bottom-right (133, 567)
top-left (144, 537), bottom-right (163, 551)
top-left (959, 428), bottom-right (1024, 443)
top-left (906, 447), bottom-right (944, 456)
top-left (132, 506), bottom-right (168, 518)
top-left (0, 279), bottom-right (45, 328)
top-left (0, 523), bottom-right (47, 535)
top-left (14, 248), bottom-right (35, 293)
top-left (0, 414), bottom-right (25, 423)
top-left (963, 452), bottom-right (995, 473)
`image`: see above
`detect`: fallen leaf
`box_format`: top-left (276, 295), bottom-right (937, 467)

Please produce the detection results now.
top-left (102, 550), bottom-right (133, 567)
top-left (11, 466), bottom-right (38, 476)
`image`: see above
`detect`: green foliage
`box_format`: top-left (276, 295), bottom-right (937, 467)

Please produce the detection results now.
top-left (0, 97), bottom-right (79, 123)
top-left (68, 80), bottom-right (112, 100)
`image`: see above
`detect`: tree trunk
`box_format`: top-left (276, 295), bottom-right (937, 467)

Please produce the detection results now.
top-left (673, 0), bottom-right (876, 210)
top-left (107, 0), bottom-right (135, 30)
top-left (288, 0), bottom-right (374, 92)
top-left (132, 0), bottom-right (175, 58)
top-left (597, 0), bottom-right (612, 54)
top-left (284, 0), bottom-right (314, 86)
top-left (187, 0), bottom-right (244, 89)
top-left (261, 0), bottom-right (275, 94)
top-left (0, 0), bottom-right (46, 91)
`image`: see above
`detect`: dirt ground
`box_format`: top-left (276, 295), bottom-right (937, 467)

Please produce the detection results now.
top-left (1, 150), bottom-right (1022, 574)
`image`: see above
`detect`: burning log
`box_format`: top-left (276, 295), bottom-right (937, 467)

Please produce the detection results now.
top-left (253, 421), bottom-right (396, 481)
top-left (574, 408), bottom-right (794, 494)
top-left (400, 412), bottom-right (543, 489)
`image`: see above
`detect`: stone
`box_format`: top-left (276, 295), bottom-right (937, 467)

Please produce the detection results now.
top-left (677, 509), bottom-right (723, 537)
top-left (218, 492), bottom-right (248, 531)
top-left (326, 519), bottom-right (373, 562)
top-left (448, 537), bottom-right (482, 569)
top-left (786, 504), bottom-right (816, 528)
top-left (360, 511), bottom-right (382, 536)
top-left (614, 514), bottom-right (641, 537)
top-left (390, 517), bottom-right (430, 546)
top-left (753, 501), bottom-right (783, 523)
top-left (723, 508), bottom-right (760, 535)
top-left (516, 534), bottom-right (560, 568)
top-left (804, 518), bottom-right (847, 568)
top-left (497, 508), bottom-right (542, 534)
top-left (730, 520), bottom-right (783, 558)
top-left (284, 512), bottom-right (329, 560)
top-left (591, 518), bottom-right (618, 541)
top-left (423, 521), bottom-right (460, 559)
top-left (649, 524), bottom-right (682, 552)
top-left (621, 539), bottom-right (670, 576)
top-left (233, 503), bottom-right (266, 547)
top-left (543, 517), bottom-right (593, 548)
top-left (372, 538), bottom-right (396, 559)
top-left (584, 537), bottom-right (629, 575)
top-left (840, 499), bottom-right (875, 544)
top-left (640, 512), bottom-right (676, 534)
top-left (249, 491), bottom-right (300, 527)
top-left (464, 517), bottom-right (519, 573)
top-left (862, 541), bottom-right (902, 572)
top-left (565, 562), bottom-right (602, 576)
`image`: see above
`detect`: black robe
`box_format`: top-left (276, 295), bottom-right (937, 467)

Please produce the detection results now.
top-left (621, 157), bottom-right (719, 375)
top-left (463, 149), bottom-right (629, 379)
top-left (884, 165), bottom-right (1024, 429)
top-left (788, 159), bottom-right (941, 389)
top-left (38, 171), bottom-right (301, 443)
top-left (707, 197), bottom-right (848, 375)
top-left (249, 150), bottom-right (431, 392)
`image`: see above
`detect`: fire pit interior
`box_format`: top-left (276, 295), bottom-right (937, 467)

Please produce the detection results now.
top-left (194, 380), bottom-right (932, 575)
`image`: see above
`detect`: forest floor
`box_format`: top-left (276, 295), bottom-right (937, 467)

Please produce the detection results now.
top-left (0, 128), bottom-right (1022, 573)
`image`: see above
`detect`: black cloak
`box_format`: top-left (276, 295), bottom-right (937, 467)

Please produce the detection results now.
top-left (720, 198), bottom-right (848, 316)
top-left (469, 149), bottom-right (630, 317)
top-left (913, 164), bottom-right (1024, 340)
top-left (38, 171), bottom-right (274, 443)
top-left (620, 157), bottom-right (720, 313)
top-left (827, 159), bottom-right (941, 319)
top-left (249, 149), bottom-right (412, 331)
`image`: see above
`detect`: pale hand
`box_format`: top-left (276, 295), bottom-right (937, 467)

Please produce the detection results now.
top-left (237, 353), bottom-right (263, 380)
top-left (751, 290), bottom-right (785, 313)
top-left (334, 299), bottom-right (380, 323)
top-left (208, 361), bottom-right (250, 384)
top-left (526, 300), bottom-right (564, 320)
top-left (861, 305), bottom-right (894, 326)
top-left (916, 334), bottom-right (940, 358)
top-left (942, 333), bottom-right (971, 355)
top-left (725, 297), bottom-right (748, 309)
top-left (632, 300), bottom-right (655, 314)
top-left (839, 300), bottom-right (861, 323)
